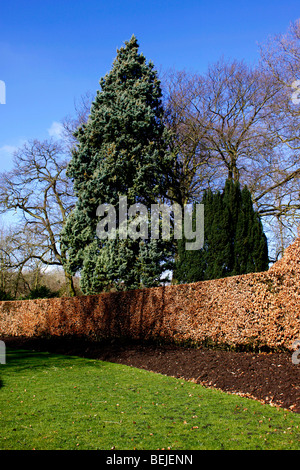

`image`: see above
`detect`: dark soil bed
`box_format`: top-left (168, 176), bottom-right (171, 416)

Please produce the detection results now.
top-left (3, 336), bottom-right (300, 413)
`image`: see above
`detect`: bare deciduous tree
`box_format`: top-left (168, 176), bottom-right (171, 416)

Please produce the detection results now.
top-left (162, 69), bottom-right (214, 205)
top-left (257, 19), bottom-right (300, 254)
top-left (0, 139), bottom-right (77, 296)
top-left (162, 43), bottom-right (300, 260)
top-left (61, 91), bottom-right (94, 151)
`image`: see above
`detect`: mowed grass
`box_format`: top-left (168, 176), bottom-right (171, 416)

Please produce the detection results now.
top-left (0, 348), bottom-right (299, 450)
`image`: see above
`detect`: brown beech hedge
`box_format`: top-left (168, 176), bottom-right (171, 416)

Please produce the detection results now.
top-left (0, 237), bottom-right (300, 352)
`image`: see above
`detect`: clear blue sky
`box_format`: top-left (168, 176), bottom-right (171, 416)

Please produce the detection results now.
top-left (0, 0), bottom-right (299, 172)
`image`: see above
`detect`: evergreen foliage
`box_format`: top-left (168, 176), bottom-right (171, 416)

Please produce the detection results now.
top-left (61, 36), bottom-right (174, 293)
top-left (175, 179), bottom-right (269, 283)
top-left (27, 285), bottom-right (58, 300)
top-left (0, 289), bottom-right (13, 301)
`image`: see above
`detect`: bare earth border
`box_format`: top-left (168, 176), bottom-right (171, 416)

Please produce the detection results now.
top-left (3, 336), bottom-right (300, 413)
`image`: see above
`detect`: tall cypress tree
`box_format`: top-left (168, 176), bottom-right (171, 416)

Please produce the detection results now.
top-left (233, 185), bottom-right (269, 274)
top-left (174, 179), bottom-right (269, 283)
top-left (61, 36), bottom-right (174, 294)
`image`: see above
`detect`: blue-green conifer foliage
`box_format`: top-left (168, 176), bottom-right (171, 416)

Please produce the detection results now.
top-left (61, 36), bottom-right (174, 293)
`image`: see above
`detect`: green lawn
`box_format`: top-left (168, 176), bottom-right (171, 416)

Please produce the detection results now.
top-left (0, 347), bottom-right (299, 450)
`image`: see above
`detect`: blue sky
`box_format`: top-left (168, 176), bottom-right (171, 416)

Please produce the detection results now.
top-left (0, 0), bottom-right (299, 173)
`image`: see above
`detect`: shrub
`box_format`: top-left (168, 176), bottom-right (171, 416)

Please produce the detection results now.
top-left (27, 285), bottom-right (58, 300)
top-left (0, 289), bottom-right (13, 301)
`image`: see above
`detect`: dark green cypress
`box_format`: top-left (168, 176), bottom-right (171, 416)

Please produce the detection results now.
top-left (233, 184), bottom-right (269, 275)
top-left (175, 179), bottom-right (269, 282)
top-left (61, 36), bottom-right (174, 294)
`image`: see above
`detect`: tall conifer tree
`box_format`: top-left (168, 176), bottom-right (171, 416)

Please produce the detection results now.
top-left (175, 179), bottom-right (269, 283)
top-left (61, 36), bottom-right (174, 293)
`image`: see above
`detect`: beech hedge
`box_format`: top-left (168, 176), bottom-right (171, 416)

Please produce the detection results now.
top-left (0, 237), bottom-right (299, 352)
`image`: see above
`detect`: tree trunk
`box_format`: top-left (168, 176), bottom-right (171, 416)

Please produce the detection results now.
top-left (65, 270), bottom-right (76, 297)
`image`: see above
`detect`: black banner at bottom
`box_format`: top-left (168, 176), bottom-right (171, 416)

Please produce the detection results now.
top-left (0, 449), bottom-right (281, 466)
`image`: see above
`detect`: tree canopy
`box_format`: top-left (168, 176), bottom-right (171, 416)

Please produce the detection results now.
top-left (61, 35), bottom-right (175, 293)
